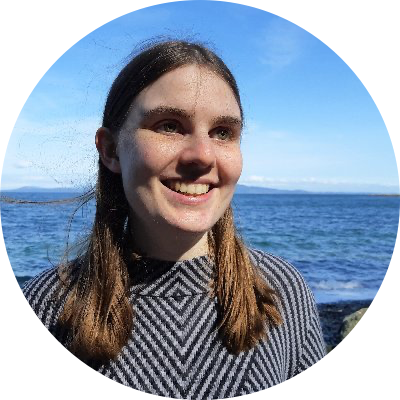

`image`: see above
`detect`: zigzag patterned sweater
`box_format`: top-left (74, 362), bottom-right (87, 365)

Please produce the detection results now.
top-left (23, 249), bottom-right (326, 399)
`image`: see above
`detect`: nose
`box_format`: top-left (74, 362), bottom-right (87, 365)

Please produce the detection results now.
top-left (179, 132), bottom-right (216, 169)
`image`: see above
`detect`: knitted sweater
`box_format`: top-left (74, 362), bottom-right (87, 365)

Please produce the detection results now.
top-left (23, 249), bottom-right (326, 399)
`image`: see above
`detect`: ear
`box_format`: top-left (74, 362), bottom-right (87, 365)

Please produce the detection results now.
top-left (95, 127), bottom-right (121, 173)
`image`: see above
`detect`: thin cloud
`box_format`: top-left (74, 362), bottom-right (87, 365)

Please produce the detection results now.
top-left (243, 120), bottom-right (290, 140)
top-left (257, 20), bottom-right (305, 68)
top-left (13, 160), bottom-right (33, 169)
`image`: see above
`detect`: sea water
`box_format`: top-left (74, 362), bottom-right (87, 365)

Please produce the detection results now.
top-left (1, 192), bottom-right (399, 304)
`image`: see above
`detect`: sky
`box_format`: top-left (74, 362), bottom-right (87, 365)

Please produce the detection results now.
top-left (1, 0), bottom-right (398, 193)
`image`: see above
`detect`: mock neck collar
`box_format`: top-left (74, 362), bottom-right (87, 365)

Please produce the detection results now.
top-left (129, 255), bottom-right (215, 297)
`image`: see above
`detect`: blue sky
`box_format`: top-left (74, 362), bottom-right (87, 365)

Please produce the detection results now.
top-left (2, 1), bottom-right (398, 193)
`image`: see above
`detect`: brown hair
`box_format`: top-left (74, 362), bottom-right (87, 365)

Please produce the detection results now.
top-left (59, 40), bottom-right (282, 363)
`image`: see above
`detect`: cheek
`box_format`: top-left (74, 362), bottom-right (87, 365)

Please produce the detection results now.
top-left (234, 151), bottom-right (243, 181)
top-left (117, 145), bottom-right (147, 198)
top-left (219, 148), bottom-right (243, 183)
top-left (119, 134), bottom-right (177, 186)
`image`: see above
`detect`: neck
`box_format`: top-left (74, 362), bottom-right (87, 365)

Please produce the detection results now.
top-left (130, 219), bottom-right (209, 261)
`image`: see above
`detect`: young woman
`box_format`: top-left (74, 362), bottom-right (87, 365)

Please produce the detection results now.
top-left (23, 40), bottom-right (326, 399)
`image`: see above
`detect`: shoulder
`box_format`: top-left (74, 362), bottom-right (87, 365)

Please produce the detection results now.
top-left (247, 248), bottom-right (318, 323)
top-left (248, 248), bottom-right (311, 296)
top-left (248, 248), bottom-right (327, 374)
top-left (23, 267), bottom-right (61, 307)
top-left (22, 262), bottom-right (78, 327)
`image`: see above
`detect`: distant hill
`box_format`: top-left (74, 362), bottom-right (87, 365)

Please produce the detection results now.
top-left (3, 185), bottom-right (309, 195)
top-left (1, 186), bottom-right (83, 193)
top-left (235, 184), bottom-right (309, 194)
top-left (2, 185), bottom-right (398, 196)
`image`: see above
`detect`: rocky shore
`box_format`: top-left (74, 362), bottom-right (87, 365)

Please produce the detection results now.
top-left (318, 299), bottom-right (372, 351)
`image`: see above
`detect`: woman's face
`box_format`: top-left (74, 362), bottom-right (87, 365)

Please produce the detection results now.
top-left (115, 65), bottom-right (243, 238)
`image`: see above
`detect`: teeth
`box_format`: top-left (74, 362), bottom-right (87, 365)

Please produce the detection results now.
top-left (195, 185), bottom-right (204, 194)
top-left (180, 182), bottom-right (187, 193)
top-left (169, 181), bottom-right (210, 195)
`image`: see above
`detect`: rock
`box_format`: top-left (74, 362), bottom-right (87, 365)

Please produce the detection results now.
top-left (339, 308), bottom-right (368, 340)
top-left (317, 300), bottom-right (371, 349)
top-left (325, 344), bottom-right (335, 354)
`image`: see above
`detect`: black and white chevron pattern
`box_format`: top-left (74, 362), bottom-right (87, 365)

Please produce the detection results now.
top-left (23, 249), bottom-right (326, 399)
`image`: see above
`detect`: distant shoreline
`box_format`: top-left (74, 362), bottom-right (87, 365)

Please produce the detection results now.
top-left (368, 194), bottom-right (400, 197)
top-left (0, 188), bottom-right (400, 197)
top-left (1, 185), bottom-right (399, 196)
top-left (0, 187), bottom-right (85, 194)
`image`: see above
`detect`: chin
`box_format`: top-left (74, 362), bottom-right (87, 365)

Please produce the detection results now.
top-left (165, 215), bottom-right (217, 236)
top-left (171, 222), bottom-right (214, 235)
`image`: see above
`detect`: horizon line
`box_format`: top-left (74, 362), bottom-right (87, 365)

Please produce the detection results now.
top-left (1, 184), bottom-right (399, 196)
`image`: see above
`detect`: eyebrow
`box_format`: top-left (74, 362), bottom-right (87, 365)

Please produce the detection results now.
top-left (139, 106), bottom-right (243, 128)
top-left (211, 115), bottom-right (243, 129)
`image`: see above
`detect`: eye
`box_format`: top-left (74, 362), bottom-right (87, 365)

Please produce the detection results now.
top-left (155, 120), bottom-right (181, 134)
top-left (213, 127), bottom-right (233, 141)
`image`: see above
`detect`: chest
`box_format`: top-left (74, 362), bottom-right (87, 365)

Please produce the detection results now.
top-left (99, 294), bottom-right (294, 399)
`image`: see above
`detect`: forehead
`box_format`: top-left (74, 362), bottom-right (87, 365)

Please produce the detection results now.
top-left (132, 65), bottom-right (241, 119)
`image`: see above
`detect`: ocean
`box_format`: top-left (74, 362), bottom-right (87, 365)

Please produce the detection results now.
top-left (1, 192), bottom-right (398, 304)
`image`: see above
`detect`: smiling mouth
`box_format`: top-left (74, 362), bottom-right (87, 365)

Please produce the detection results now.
top-left (162, 180), bottom-right (212, 196)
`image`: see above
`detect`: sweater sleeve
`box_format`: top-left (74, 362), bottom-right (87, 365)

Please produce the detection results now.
top-left (294, 289), bottom-right (326, 375)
